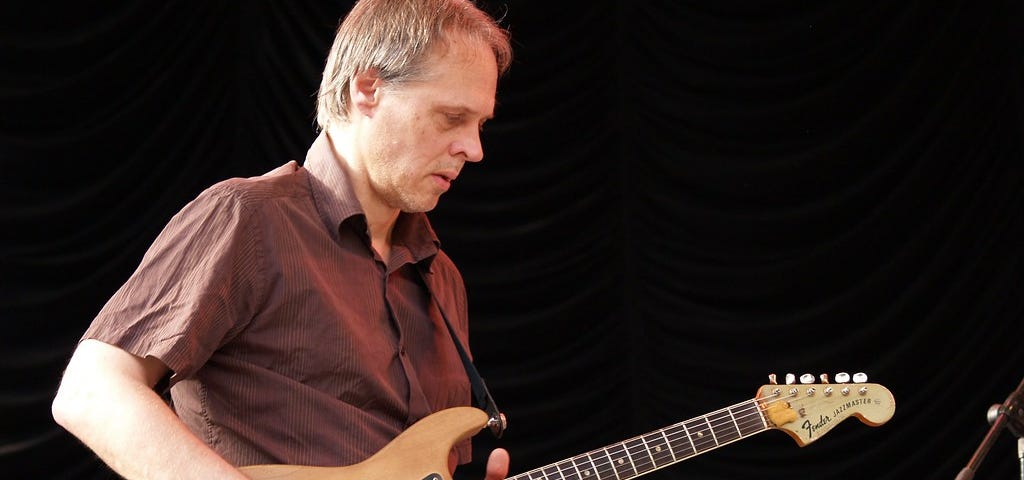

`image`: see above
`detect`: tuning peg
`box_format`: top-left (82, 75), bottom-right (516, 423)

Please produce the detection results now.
top-left (799, 373), bottom-right (815, 384)
top-left (820, 373), bottom-right (830, 384)
top-left (853, 372), bottom-right (868, 383)
top-left (835, 372), bottom-right (851, 383)
top-left (785, 373), bottom-right (796, 385)
top-left (769, 374), bottom-right (778, 385)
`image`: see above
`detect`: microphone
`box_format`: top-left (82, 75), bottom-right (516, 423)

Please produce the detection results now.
top-left (954, 376), bottom-right (1024, 480)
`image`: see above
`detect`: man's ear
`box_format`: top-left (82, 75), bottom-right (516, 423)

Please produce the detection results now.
top-left (350, 69), bottom-right (383, 117)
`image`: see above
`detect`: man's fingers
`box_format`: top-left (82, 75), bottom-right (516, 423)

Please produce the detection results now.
top-left (484, 448), bottom-right (510, 480)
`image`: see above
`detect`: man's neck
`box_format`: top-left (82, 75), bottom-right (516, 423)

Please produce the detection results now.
top-left (366, 210), bottom-right (399, 264)
top-left (324, 126), bottom-right (400, 263)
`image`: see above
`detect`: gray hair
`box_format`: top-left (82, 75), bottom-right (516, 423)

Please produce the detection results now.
top-left (316, 0), bottom-right (513, 130)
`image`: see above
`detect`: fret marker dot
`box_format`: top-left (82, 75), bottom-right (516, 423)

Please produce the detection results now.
top-left (698, 432), bottom-right (704, 438)
top-left (655, 446), bottom-right (662, 452)
top-left (584, 471), bottom-right (591, 476)
top-left (618, 459), bottom-right (625, 465)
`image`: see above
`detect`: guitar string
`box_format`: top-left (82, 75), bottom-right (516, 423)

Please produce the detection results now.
top-left (566, 385), bottom-right (875, 480)
top-left (590, 395), bottom-right (778, 476)
top-left (535, 385), bottom-right (881, 480)
top-left (511, 391), bottom-right (796, 480)
top-left (516, 396), bottom-right (775, 480)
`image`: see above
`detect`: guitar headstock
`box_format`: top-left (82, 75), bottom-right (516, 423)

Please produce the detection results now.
top-left (756, 372), bottom-right (895, 446)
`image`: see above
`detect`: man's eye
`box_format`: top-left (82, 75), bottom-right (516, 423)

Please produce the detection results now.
top-left (445, 113), bottom-right (464, 124)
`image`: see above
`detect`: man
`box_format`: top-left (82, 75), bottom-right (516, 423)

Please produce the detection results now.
top-left (51, 0), bottom-right (513, 478)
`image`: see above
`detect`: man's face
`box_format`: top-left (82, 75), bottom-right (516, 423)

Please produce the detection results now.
top-left (360, 36), bottom-right (499, 214)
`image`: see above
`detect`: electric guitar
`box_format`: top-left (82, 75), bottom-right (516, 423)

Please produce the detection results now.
top-left (241, 373), bottom-right (895, 480)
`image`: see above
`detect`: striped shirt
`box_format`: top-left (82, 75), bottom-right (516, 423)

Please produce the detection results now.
top-left (83, 132), bottom-right (473, 467)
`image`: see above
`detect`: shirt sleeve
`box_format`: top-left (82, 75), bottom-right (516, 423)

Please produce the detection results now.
top-left (83, 182), bottom-right (264, 384)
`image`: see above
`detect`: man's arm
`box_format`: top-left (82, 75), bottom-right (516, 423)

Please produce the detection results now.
top-left (52, 339), bottom-right (249, 480)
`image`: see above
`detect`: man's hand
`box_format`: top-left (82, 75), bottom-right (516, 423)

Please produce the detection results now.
top-left (485, 448), bottom-right (510, 480)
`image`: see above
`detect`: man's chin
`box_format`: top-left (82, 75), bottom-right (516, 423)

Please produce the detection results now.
top-left (399, 196), bottom-right (441, 214)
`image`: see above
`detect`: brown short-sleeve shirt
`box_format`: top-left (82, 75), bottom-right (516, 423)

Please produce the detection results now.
top-left (83, 132), bottom-right (473, 467)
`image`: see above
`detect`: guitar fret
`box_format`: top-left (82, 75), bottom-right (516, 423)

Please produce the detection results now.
top-left (642, 431), bottom-right (673, 468)
top-left (622, 441), bottom-right (640, 477)
top-left (574, 453), bottom-right (597, 479)
top-left (638, 436), bottom-right (658, 471)
top-left (657, 429), bottom-right (677, 462)
top-left (673, 422), bottom-right (697, 457)
top-left (727, 406), bottom-right (742, 433)
top-left (624, 438), bottom-right (649, 475)
top-left (605, 443), bottom-right (636, 478)
top-left (523, 469), bottom-right (546, 480)
top-left (585, 451), bottom-right (614, 480)
top-left (570, 457), bottom-right (584, 480)
top-left (683, 417), bottom-right (716, 452)
top-left (558, 459), bottom-right (581, 480)
top-left (598, 447), bottom-right (619, 480)
top-left (703, 414), bottom-right (719, 445)
top-left (696, 418), bottom-right (715, 450)
top-left (707, 410), bottom-right (741, 444)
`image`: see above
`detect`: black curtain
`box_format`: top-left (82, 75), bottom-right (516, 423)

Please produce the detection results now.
top-left (3, 1), bottom-right (1022, 478)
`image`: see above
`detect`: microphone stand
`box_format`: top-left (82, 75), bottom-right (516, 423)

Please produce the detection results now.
top-left (954, 376), bottom-right (1024, 480)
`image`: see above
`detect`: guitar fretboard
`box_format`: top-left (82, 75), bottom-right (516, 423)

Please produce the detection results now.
top-left (509, 399), bottom-right (768, 480)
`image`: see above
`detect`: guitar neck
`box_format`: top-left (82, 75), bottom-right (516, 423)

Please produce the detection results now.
top-left (509, 398), bottom-right (768, 480)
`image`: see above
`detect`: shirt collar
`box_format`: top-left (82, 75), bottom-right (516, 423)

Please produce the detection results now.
top-left (303, 131), bottom-right (441, 265)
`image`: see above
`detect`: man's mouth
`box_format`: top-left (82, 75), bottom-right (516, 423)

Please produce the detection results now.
top-left (432, 173), bottom-right (454, 191)
top-left (432, 169), bottom-right (459, 191)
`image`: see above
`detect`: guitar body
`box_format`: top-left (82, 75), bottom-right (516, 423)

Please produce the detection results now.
top-left (241, 407), bottom-right (489, 480)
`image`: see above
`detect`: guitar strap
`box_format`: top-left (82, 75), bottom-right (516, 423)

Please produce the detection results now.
top-left (417, 268), bottom-right (508, 438)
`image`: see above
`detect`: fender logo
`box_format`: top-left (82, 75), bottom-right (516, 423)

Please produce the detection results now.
top-left (802, 414), bottom-right (831, 438)
top-left (801, 397), bottom-right (873, 438)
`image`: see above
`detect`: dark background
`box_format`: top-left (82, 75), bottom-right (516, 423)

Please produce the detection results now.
top-left (3, 1), bottom-right (1023, 478)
